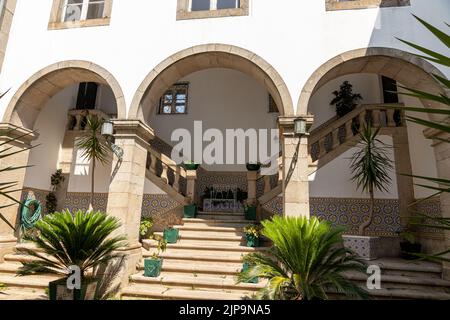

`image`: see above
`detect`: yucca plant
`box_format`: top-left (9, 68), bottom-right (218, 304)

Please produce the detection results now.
top-left (350, 125), bottom-right (393, 236)
top-left (17, 210), bottom-right (127, 278)
top-left (237, 216), bottom-right (369, 300)
top-left (392, 15), bottom-right (450, 263)
top-left (75, 114), bottom-right (111, 208)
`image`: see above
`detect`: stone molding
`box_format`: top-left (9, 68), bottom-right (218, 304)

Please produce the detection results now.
top-left (176, 0), bottom-right (249, 20)
top-left (0, 122), bottom-right (38, 146)
top-left (112, 119), bottom-right (155, 148)
top-left (129, 44), bottom-right (294, 119)
top-left (3, 60), bottom-right (126, 130)
top-left (325, 0), bottom-right (410, 11)
top-left (48, 0), bottom-right (113, 30)
top-left (0, 0), bottom-right (16, 73)
top-left (298, 47), bottom-right (447, 116)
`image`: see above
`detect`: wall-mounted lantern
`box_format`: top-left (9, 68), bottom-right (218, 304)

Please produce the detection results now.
top-left (101, 120), bottom-right (124, 161)
top-left (294, 118), bottom-right (311, 137)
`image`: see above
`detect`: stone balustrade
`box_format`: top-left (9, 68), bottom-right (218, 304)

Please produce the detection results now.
top-left (66, 109), bottom-right (112, 131)
top-left (309, 104), bottom-right (405, 163)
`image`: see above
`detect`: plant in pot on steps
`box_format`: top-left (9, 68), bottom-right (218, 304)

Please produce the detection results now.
top-left (184, 203), bottom-right (198, 218)
top-left (16, 210), bottom-right (127, 300)
top-left (139, 217), bottom-right (154, 242)
top-left (330, 81), bottom-right (363, 118)
top-left (398, 228), bottom-right (422, 260)
top-left (244, 224), bottom-right (262, 248)
top-left (244, 201), bottom-right (257, 221)
top-left (144, 236), bottom-right (167, 278)
top-left (163, 225), bottom-right (179, 244)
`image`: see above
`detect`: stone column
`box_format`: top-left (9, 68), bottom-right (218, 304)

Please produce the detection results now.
top-left (105, 120), bottom-right (154, 285)
top-left (247, 171), bottom-right (258, 206)
top-left (392, 128), bottom-right (415, 228)
top-left (0, 123), bottom-right (37, 262)
top-left (278, 116), bottom-right (314, 218)
top-left (426, 127), bottom-right (450, 280)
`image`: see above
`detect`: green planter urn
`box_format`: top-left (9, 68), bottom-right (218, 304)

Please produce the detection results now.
top-left (164, 228), bottom-right (179, 244)
top-left (242, 263), bottom-right (259, 284)
top-left (49, 278), bottom-right (98, 300)
top-left (184, 163), bottom-right (200, 171)
top-left (144, 258), bottom-right (163, 278)
top-left (184, 204), bottom-right (197, 218)
top-left (246, 163), bottom-right (261, 171)
top-left (245, 206), bottom-right (257, 221)
top-left (246, 234), bottom-right (260, 248)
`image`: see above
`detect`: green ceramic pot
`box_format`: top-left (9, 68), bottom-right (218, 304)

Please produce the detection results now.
top-left (184, 204), bottom-right (197, 218)
top-left (164, 228), bottom-right (179, 244)
top-left (144, 258), bottom-right (163, 278)
top-left (245, 206), bottom-right (257, 220)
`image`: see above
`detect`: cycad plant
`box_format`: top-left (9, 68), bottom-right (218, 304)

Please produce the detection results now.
top-left (17, 210), bottom-right (127, 278)
top-left (393, 15), bottom-right (450, 263)
top-left (75, 114), bottom-right (110, 208)
top-left (237, 216), bottom-right (369, 300)
top-left (350, 125), bottom-right (393, 236)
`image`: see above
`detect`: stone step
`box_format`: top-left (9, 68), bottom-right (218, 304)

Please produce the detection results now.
top-left (0, 262), bottom-right (22, 274)
top-left (0, 274), bottom-right (60, 290)
top-left (345, 272), bottom-right (450, 292)
top-left (198, 211), bottom-right (245, 217)
top-left (142, 250), bottom-right (245, 263)
top-left (177, 225), bottom-right (245, 234)
top-left (137, 259), bottom-right (244, 276)
top-left (129, 274), bottom-right (264, 292)
top-left (372, 258), bottom-right (442, 277)
top-left (121, 284), bottom-right (255, 300)
top-left (0, 288), bottom-right (48, 301)
top-left (196, 214), bottom-right (248, 221)
top-left (362, 287), bottom-right (450, 300)
top-left (183, 218), bottom-right (250, 227)
top-left (154, 231), bottom-right (244, 243)
top-left (142, 239), bottom-right (262, 253)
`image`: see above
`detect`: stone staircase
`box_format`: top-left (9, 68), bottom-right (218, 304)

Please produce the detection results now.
top-left (121, 211), bottom-right (266, 300)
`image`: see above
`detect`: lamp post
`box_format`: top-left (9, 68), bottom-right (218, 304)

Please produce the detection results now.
top-left (101, 120), bottom-right (124, 161)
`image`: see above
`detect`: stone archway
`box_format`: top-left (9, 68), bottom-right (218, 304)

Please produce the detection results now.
top-left (3, 60), bottom-right (126, 130)
top-left (297, 47), bottom-right (447, 118)
top-left (128, 44), bottom-right (294, 119)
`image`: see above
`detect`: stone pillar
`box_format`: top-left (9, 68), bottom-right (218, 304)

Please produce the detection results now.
top-left (105, 120), bottom-right (154, 285)
top-left (426, 127), bottom-right (450, 280)
top-left (278, 116), bottom-right (314, 218)
top-left (186, 170), bottom-right (197, 205)
top-left (0, 123), bottom-right (37, 262)
top-left (392, 128), bottom-right (415, 228)
top-left (247, 171), bottom-right (258, 206)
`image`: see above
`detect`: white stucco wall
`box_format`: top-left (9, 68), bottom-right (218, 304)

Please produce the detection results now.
top-left (308, 74), bottom-right (383, 129)
top-left (149, 68), bottom-right (278, 172)
top-left (1, 0), bottom-right (449, 119)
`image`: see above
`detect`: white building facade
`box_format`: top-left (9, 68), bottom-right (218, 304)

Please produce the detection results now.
top-left (0, 0), bottom-right (449, 280)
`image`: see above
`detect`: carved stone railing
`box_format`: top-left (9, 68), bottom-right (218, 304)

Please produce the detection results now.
top-left (252, 156), bottom-right (284, 206)
top-left (309, 103), bottom-right (405, 169)
top-left (66, 109), bottom-right (111, 131)
top-left (146, 147), bottom-right (194, 205)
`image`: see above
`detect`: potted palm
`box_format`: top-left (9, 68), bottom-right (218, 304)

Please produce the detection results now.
top-left (346, 124), bottom-right (393, 259)
top-left (16, 210), bottom-right (127, 300)
top-left (238, 216), bottom-right (369, 300)
top-left (144, 236), bottom-right (167, 278)
top-left (330, 81), bottom-right (363, 118)
top-left (76, 114), bottom-right (111, 209)
top-left (244, 224), bottom-right (262, 248)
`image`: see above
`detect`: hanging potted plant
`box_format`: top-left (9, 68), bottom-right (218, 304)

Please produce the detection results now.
top-left (163, 226), bottom-right (179, 244)
top-left (16, 210), bottom-right (126, 300)
top-left (244, 224), bottom-right (262, 248)
top-left (144, 236), bottom-right (167, 278)
top-left (330, 81), bottom-right (363, 118)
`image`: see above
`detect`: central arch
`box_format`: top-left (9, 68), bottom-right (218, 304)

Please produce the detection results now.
top-left (129, 44), bottom-right (294, 119)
